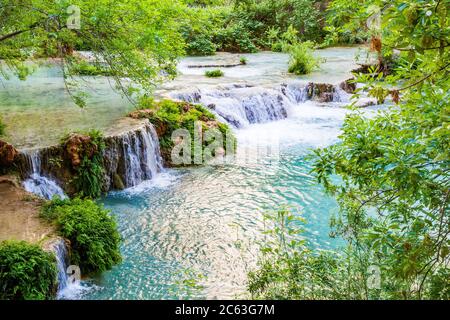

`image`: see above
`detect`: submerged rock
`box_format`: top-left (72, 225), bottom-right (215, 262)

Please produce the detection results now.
top-left (306, 83), bottom-right (336, 103)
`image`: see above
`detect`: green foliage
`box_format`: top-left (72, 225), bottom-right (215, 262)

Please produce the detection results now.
top-left (310, 0), bottom-right (450, 300)
top-left (180, 6), bottom-right (227, 56)
top-left (205, 69), bottom-right (224, 77)
top-left (0, 0), bottom-right (186, 104)
top-left (249, 0), bottom-right (450, 300)
top-left (324, 0), bottom-right (371, 45)
top-left (214, 22), bottom-right (258, 53)
top-left (286, 41), bottom-right (321, 75)
top-left (41, 198), bottom-right (122, 275)
top-left (240, 56), bottom-right (247, 65)
top-left (181, 0), bottom-right (324, 55)
top-left (69, 59), bottom-right (114, 76)
top-left (230, 0), bottom-right (324, 48)
top-left (247, 209), bottom-right (372, 299)
top-left (132, 98), bottom-right (235, 165)
top-left (0, 116), bottom-right (5, 136)
top-left (68, 130), bottom-right (105, 199)
top-left (0, 241), bottom-right (57, 300)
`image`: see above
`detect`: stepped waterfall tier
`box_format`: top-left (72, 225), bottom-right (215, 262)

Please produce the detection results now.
top-left (18, 120), bottom-right (164, 197)
top-left (22, 149), bottom-right (67, 200)
top-left (170, 82), bottom-right (351, 128)
top-left (103, 120), bottom-right (163, 189)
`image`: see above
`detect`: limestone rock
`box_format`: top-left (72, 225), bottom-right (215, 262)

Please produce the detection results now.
top-left (0, 140), bottom-right (18, 168)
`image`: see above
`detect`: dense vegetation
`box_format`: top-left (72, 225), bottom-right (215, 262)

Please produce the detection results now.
top-left (181, 0), bottom-right (327, 56)
top-left (1, 0), bottom-right (448, 301)
top-left (130, 99), bottom-right (235, 166)
top-left (42, 198), bottom-right (122, 275)
top-left (248, 0), bottom-right (449, 300)
top-left (0, 0), bottom-right (185, 105)
top-left (0, 241), bottom-right (57, 300)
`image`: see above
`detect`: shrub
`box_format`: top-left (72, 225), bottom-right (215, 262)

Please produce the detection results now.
top-left (240, 56), bottom-right (247, 65)
top-left (271, 42), bottom-right (283, 52)
top-left (205, 69), bottom-right (224, 78)
top-left (185, 34), bottom-right (217, 56)
top-left (0, 241), bottom-right (57, 300)
top-left (41, 198), bottom-right (122, 275)
top-left (214, 23), bottom-right (258, 53)
top-left (287, 41), bottom-right (321, 75)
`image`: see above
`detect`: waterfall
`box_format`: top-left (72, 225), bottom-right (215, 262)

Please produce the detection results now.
top-left (171, 82), bottom-right (349, 128)
top-left (51, 238), bottom-right (88, 300)
top-left (172, 86), bottom-right (291, 128)
top-left (22, 149), bottom-right (67, 200)
top-left (121, 123), bottom-right (163, 188)
top-left (52, 239), bottom-right (69, 295)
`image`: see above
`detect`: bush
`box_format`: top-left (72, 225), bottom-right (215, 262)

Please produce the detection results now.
top-left (287, 41), bottom-right (321, 75)
top-left (205, 69), bottom-right (224, 78)
top-left (214, 22), bottom-right (258, 53)
top-left (0, 241), bottom-right (57, 300)
top-left (271, 42), bottom-right (283, 52)
top-left (180, 6), bottom-right (228, 56)
top-left (41, 198), bottom-right (122, 275)
top-left (185, 35), bottom-right (217, 56)
top-left (240, 56), bottom-right (247, 65)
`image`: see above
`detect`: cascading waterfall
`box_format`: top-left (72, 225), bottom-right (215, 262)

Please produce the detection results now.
top-left (121, 123), bottom-right (163, 188)
top-left (22, 149), bottom-right (67, 200)
top-left (52, 239), bottom-right (69, 295)
top-left (171, 82), bottom-right (350, 128)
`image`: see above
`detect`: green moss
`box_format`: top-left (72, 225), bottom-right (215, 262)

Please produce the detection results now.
top-left (205, 69), bottom-right (224, 78)
top-left (41, 198), bottom-right (122, 275)
top-left (0, 241), bottom-right (57, 300)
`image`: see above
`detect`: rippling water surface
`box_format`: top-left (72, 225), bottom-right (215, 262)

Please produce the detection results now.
top-left (77, 102), bottom-right (363, 300)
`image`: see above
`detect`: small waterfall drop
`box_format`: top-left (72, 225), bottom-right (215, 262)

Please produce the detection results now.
top-left (22, 149), bottom-right (67, 200)
top-left (52, 239), bottom-right (69, 295)
top-left (121, 123), bottom-right (163, 188)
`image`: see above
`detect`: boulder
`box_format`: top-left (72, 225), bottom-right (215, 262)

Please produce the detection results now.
top-left (0, 140), bottom-right (18, 168)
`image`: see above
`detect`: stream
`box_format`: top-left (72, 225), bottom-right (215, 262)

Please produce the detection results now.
top-left (1, 47), bottom-right (380, 300)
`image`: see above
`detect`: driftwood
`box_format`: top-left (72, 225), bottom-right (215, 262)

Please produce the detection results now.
top-left (187, 63), bottom-right (243, 69)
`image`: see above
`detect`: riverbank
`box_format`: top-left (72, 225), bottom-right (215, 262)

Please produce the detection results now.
top-left (0, 175), bottom-right (54, 244)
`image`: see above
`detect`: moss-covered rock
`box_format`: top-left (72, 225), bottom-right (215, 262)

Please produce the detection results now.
top-left (129, 99), bottom-right (236, 166)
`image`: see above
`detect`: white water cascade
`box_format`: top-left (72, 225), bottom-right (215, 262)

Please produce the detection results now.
top-left (52, 239), bottom-right (69, 295)
top-left (121, 123), bottom-right (163, 188)
top-left (171, 82), bottom-right (350, 128)
top-left (22, 150), bottom-right (67, 200)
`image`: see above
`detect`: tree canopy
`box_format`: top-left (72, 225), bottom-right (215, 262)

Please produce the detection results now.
top-left (0, 0), bottom-right (186, 104)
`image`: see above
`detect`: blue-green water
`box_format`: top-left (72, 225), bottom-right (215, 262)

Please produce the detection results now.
top-left (71, 102), bottom-right (353, 300)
